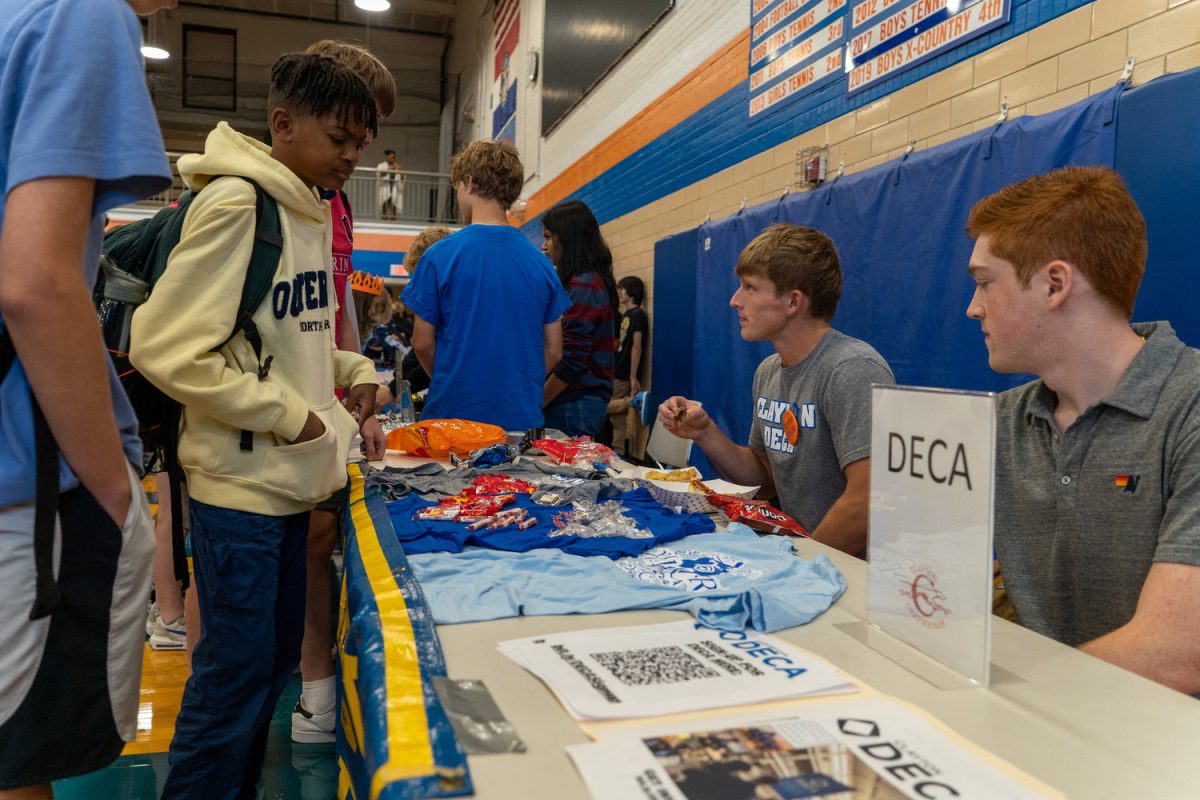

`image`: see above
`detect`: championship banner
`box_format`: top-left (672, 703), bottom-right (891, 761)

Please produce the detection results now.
top-left (749, 0), bottom-right (848, 118)
top-left (337, 463), bottom-right (472, 799)
top-left (847, 0), bottom-right (1012, 94)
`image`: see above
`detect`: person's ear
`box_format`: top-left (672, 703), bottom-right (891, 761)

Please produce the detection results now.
top-left (269, 107), bottom-right (293, 143)
top-left (1044, 260), bottom-right (1073, 310)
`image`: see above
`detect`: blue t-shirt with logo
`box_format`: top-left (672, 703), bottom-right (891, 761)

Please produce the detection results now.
top-left (401, 224), bottom-right (570, 430)
top-left (387, 487), bottom-right (714, 557)
top-left (0, 0), bottom-right (171, 504)
top-left (406, 523), bottom-right (847, 632)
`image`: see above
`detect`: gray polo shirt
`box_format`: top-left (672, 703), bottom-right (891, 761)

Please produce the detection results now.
top-left (748, 329), bottom-right (895, 532)
top-left (995, 321), bottom-right (1200, 647)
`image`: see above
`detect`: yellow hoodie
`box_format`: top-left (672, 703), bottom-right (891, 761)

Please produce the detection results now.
top-left (130, 123), bottom-right (376, 515)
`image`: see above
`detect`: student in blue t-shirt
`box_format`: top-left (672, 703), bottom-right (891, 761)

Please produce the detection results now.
top-left (402, 139), bottom-right (571, 431)
top-left (0, 0), bottom-right (174, 793)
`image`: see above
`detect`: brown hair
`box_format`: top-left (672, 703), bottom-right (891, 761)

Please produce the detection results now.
top-left (967, 166), bottom-right (1146, 318)
top-left (450, 140), bottom-right (524, 209)
top-left (735, 224), bottom-right (842, 320)
top-left (305, 39), bottom-right (396, 117)
top-left (402, 226), bottom-right (453, 273)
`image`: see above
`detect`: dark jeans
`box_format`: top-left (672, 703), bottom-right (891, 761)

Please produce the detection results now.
top-left (543, 393), bottom-right (609, 439)
top-left (161, 501), bottom-right (309, 800)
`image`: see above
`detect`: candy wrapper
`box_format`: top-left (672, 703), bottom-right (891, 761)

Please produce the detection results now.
top-left (471, 474), bottom-right (538, 495)
top-left (532, 438), bottom-right (617, 469)
top-left (689, 479), bottom-right (810, 537)
top-left (414, 488), bottom-right (515, 522)
top-left (451, 443), bottom-right (519, 469)
top-left (548, 498), bottom-right (652, 539)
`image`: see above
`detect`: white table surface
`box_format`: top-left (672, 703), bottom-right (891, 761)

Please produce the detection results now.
top-left (433, 540), bottom-right (1200, 800)
top-left (373, 454), bottom-right (1200, 799)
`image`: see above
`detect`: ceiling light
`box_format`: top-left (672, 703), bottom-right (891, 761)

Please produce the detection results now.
top-left (355, 0), bottom-right (391, 11)
top-left (141, 45), bottom-right (170, 60)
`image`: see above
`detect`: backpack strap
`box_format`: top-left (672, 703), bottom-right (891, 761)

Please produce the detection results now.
top-left (206, 179), bottom-right (283, 452)
top-left (0, 332), bottom-right (63, 620)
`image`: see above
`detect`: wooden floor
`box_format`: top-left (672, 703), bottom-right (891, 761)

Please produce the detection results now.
top-left (126, 644), bottom-right (191, 756)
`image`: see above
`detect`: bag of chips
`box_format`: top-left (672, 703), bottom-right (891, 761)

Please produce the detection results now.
top-left (386, 419), bottom-right (507, 458)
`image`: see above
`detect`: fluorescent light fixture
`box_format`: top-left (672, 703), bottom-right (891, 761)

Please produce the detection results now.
top-left (355, 0), bottom-right (391, 10)
top-left (141, 45), bottom-right (170, 60)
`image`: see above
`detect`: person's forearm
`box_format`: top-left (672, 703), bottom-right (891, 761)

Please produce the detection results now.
top-left (694, 426), bottom-right (770, 486)
top-left (544, 374), bottom-right (569, 407)
top-left (808, 492), bottom-right (868, 555)
top-left (630, 343), bottom-right (642, 382)
top-left (1081, 626), bottom-right (1200, 694)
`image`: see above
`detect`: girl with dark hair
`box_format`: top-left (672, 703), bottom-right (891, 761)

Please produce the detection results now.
top-left (541, 200), bottom-right (619, 437)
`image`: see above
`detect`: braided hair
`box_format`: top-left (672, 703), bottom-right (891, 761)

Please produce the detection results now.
top-left (268, 52), bottom-right (378, 136)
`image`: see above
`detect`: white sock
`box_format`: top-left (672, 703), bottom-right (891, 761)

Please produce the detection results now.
top-left (301, 677), bottom-right (335, 715)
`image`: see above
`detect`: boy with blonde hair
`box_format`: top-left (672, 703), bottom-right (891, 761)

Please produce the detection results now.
top-left (403, 140), bottom-right (570, 429)
top-left (660, 224), bottom-right (894, 555)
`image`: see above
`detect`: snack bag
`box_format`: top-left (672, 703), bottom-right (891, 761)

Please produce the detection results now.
top-left (690, 479), bottom-right (810, 537)
top-left (387, 419), bottom-right (507, 458)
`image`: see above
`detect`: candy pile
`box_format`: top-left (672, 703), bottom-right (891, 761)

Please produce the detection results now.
top-left (549, 498), bottom-right (652, 540)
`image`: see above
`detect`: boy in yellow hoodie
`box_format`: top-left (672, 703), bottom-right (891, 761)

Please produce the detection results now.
top-left (130, 53), bottom-right (380, 798)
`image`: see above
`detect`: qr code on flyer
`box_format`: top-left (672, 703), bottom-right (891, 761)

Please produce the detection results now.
top-left (591, 646), bottom-right (719, 686)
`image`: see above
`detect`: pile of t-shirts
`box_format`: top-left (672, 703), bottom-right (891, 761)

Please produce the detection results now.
top-left (405, 523), bottom-right (846, 632)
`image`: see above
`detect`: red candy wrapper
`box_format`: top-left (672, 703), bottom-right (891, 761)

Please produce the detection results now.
top-left (690, 479), bottom-right (810, 537)
top-left (471, 474), bottom-right (538, 495)
top-left (532, 438), bottom-right (616, 468)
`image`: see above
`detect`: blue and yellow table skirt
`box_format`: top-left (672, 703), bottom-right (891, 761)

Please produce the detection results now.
top-left (337, 463), bottom-right (472, 799)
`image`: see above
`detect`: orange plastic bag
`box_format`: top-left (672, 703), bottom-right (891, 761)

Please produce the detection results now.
top-left (386, 419), bottom-right (507, 458)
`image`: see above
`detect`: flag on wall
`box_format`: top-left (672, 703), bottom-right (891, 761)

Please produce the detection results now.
top-left (493, 0), bottom-right (520, 80)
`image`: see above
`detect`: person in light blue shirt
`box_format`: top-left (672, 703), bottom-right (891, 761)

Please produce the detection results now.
top-left (402, 139), bottom-right (570, 431)
top-left (0, 0), bottom-right (172, 792)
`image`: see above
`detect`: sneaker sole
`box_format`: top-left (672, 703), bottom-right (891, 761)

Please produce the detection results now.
top-left (148, 634), bottom-right (187, 651)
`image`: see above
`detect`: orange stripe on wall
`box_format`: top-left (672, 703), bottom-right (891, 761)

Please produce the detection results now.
top-left (523, 31), bottom-right (750, 221)
top-left (355, 233), bottom-right (414, 251)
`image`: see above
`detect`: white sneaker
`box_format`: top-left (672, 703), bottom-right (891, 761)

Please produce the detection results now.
top-left (292, 700), bottom-right (336, 744)
top-left (146, 602), bottom-right (160, 638)
top-left (149, 614), bottom-right (187, 651)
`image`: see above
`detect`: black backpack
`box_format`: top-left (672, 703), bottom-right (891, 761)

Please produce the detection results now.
top-left (95, 176), bottom-right (283, 590)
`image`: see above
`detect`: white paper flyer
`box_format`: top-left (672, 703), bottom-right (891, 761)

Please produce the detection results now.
top-left (498, 620), bottom-right (855, 720)
top-left (567, 695), bottom-right (1061, 799)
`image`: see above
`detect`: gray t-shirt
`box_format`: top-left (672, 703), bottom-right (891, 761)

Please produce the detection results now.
top-left (748, 329), bottom-right (894, 531)
top-left (995, 321), bottom-right (1200, 647)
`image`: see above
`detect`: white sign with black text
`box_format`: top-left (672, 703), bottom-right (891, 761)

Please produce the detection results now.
top-left (568, 695), bottom-right (1060, 799)
top-left (868, 385), bottom-right (996, 686)
top-left (498, 620), bottom-right (855, 720)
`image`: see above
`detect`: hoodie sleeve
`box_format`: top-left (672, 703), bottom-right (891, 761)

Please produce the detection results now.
top-left (130, 178), bottom-right (310, 442)
top-left (334, 349), bottom-right (378, 389)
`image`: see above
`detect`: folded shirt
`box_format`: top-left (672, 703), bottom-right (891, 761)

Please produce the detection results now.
top-left (407, 523), bottom-right (846, 632)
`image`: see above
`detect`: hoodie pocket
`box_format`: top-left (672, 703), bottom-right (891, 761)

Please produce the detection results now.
top-left (259, 399), bottom-right (359, 503)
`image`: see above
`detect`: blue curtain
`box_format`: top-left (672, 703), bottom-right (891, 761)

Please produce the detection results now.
top-left (689, 84), bottom-right (1123, 454)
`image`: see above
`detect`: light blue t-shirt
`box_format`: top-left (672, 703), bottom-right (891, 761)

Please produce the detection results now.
top-left (407, 523), bottom-right (847, 632)
top-left (401, 225), bottom-right (571, 430)
top-left (0, 0), bottom-right (171, 504)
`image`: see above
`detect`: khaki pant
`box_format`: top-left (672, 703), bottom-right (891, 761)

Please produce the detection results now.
top-left (607, 379), bottom-right (649, 459)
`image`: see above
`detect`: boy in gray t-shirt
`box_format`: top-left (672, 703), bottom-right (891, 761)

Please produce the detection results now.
top-left (660, 224), bottom-right (894, 555)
